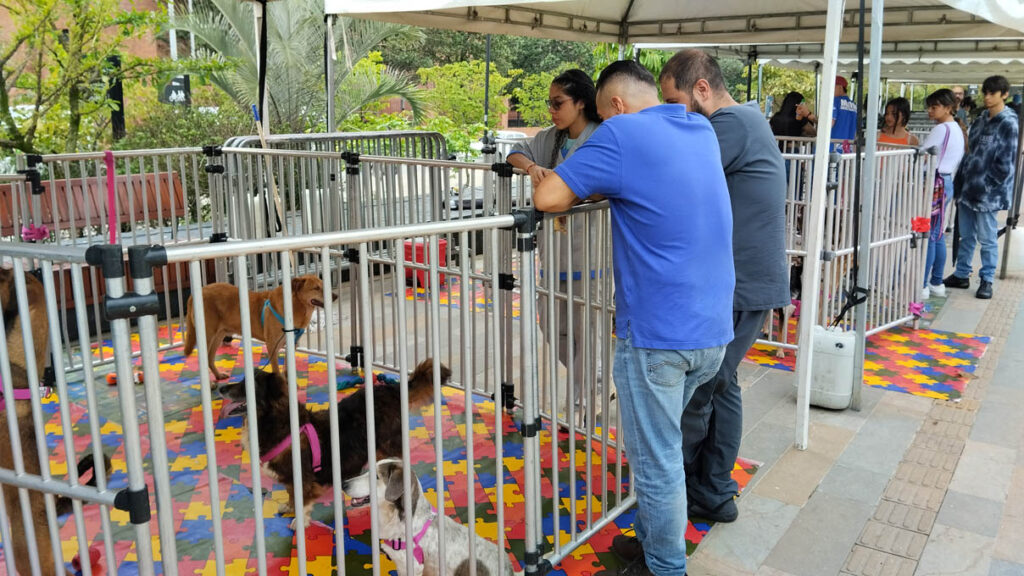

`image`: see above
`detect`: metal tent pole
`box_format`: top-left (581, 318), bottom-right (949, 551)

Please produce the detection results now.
top-left (851, 0), bottom-right (885, 411)
top-left (794, 0), bottom-right (847, 450)
top-left (999, 77), bottom-right (1024, 279)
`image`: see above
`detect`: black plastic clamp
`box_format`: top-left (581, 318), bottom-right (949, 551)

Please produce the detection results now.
top-left (342, 151), bottom-right (361, 175)
top-left (346, 345), bottom-right (364, 369)
top-left (491, 162), bottom-right (514, 178)
top-left (86, 244), bottom-right (125, 279)
top-left (204, 164), bottom-right (225, 174)
top-left (104, 292), bottom-right (161, 320)
top-left (127, 245), bottom-right (155, 280)
top-left (114, 486), bottom-right (151, 525)
top-left (25, 154), bottom-right (43, 168)
top-left (497, 273), bottom-right (515, 291)
top-left (524, 553), bottom-right (552, 576)
top-left (345, 248), bottom-right (360, 264)
top-left (16, 169), bottom-right (44, 195)
top-left (820, 250), bottom-right (836, 262)
top-left (520, 416), bottom-right (541, 438)
top-left (501, 382), bottom-right (516, 411)
top-left (202, 145), bottom-right (223, 157)
top-left (210, 232), bottom-right (229, 243)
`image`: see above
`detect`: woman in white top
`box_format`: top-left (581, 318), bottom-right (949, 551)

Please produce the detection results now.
top-left (508, 69), bottom-right (602, 415)
top-left (921, 88), bottom-right (966, 299)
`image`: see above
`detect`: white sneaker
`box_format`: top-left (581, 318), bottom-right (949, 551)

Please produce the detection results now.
top-left (920, 286), bottom-right (930, 300)
top-left (929, 282), bottom-right (946, 297)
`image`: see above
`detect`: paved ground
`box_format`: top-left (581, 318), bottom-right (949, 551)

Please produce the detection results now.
top-left (687, 228), bottom-right (1024, 576)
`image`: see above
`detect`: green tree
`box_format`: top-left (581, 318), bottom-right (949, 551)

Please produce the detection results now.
top-left (417, 60), bottom-right (517, 128)
top-left (1, 0), bottom-right (158, 154)
top-left (747, 63), bottom-right (817, 113)
top-left (511, 63), bottom-right (582, 127)
top-left (172, 0), bottom-right (425, 133)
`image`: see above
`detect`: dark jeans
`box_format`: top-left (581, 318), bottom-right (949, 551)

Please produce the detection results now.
top-left (682, 309), bottom-right (769, 509)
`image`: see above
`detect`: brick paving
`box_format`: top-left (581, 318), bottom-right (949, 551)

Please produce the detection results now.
top-left (841, 276), bottom-right (1024, 576)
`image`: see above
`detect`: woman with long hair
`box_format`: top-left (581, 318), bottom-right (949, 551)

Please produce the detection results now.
top-left (879, 97), bottom-right (919, 146)
top-left (508, 69), bottom-right (603, 419)
top-left (769, 91), bottom-right (817, 137)
top-left (920, 88), bottom-right (965, 299)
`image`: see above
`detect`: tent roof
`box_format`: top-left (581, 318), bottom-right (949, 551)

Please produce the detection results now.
top-left (327, 1), bottom-right (1024, 44)
top-left (637, 39), bottom-right (1024, 83)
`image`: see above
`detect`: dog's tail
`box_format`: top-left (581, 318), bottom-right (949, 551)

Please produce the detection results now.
top-left (407, 358), bottom-right (451, 409)
top-left (182, 295), bottom-right (196, 355)
top-left (55, 452), bottom-right (112, 516)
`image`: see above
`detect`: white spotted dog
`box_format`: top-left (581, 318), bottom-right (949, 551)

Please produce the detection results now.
top-left (376, 458), bottom-right (519, 576)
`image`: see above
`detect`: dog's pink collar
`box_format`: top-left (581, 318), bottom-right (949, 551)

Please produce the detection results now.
top-left (260, 422), bottom-right (322, 473)
top-left (385, 510), bottom-right (435, 565)
top-left (0, 386), bottom-right (52, 410)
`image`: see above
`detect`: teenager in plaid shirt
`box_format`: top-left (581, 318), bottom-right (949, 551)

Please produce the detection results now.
top-left (944, 75), bottom-right (1019, 300)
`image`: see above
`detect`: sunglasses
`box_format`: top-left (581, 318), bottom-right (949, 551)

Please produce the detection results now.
top-left (546, 98), bottom-right (569, 110)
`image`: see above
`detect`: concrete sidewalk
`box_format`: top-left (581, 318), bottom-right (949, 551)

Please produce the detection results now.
top-left (687, 229), bottom-right (1024, 576)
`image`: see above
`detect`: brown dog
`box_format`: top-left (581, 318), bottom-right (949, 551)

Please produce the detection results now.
top-left (1, 267), bottom-right (108, 575)
top-left (183, 275), bottom-right (334, 380)
top-left (222, 358), bottom-right (450, 528)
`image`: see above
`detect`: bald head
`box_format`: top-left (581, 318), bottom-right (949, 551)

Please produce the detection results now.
top-left (595, 60), bottom-right (661, 119)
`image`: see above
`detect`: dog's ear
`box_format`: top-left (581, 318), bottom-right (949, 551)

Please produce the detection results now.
top-left (292, 277), bottom-right (305, 294)
top-left (438, 362), bottom-right (451, 385)
top-left (254, 370), bottom-right (284, 409)
top-left (383, 462), bottom-right (405, 503)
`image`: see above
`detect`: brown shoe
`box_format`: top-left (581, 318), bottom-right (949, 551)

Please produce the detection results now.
top-left (611, 534), bottom-right (644, 563)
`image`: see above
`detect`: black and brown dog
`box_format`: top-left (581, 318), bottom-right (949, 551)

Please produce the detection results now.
top-left (223, 358), bottom-right (450, 528)
top-left (1, 267), bottom-right (108, 575)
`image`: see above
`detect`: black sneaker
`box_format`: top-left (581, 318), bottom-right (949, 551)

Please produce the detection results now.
top-left (593, 556), bottom-right (655, 576)
top-left (611, 534), bottom-right (644, 563)
top-left (976, 280), bottom-right (993, 299)
top-left (943, 274), bottom-right (971, 289)
top-left (688, 497), bottom-right (739, 523)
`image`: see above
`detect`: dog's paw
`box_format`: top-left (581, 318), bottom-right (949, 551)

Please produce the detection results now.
top-left (774, 349), bottom-right (786, 359)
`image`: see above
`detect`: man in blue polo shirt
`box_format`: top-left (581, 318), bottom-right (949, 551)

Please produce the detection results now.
top-left (534, 60), bottom-right (734, 576)
top-left (831, 76), bottom-right (858, 151)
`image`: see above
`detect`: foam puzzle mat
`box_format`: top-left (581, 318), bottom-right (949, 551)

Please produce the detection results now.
top-left (0, 329), bottom-right (758, 575)
top-left (744, 298), bottom-right (989, 401)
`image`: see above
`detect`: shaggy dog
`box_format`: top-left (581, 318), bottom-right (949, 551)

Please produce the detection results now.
top-left (376, 458), bottom-right (517, 576)
top-left (222, 358), bottom-right (449, 527)
top-left (183, 275), bottom-right (335, 380)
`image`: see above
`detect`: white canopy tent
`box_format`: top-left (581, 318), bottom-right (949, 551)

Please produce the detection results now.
top-left (326, 1), bottom-right (1024, 42)
top-left (640, 39), bottom-right (1024, 83)
top-left (325, 0), bottom-right (1024, 456)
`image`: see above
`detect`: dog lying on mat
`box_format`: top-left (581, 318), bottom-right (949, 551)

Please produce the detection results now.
top-left (222, 358), bottom-right (450, 528)
top-left (377, 458), bottom-right (518, 576)
top-left (183, 275), bottom-right (335, 380)
top-left (1, 267), bottom-right (109, 575)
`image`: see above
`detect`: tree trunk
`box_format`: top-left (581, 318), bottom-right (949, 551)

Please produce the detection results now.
top-left (65, 82), bottom-right (80, 153)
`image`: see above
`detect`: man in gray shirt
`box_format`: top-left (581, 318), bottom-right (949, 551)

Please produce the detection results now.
top-left (658, 49), bottom-right (790, 524)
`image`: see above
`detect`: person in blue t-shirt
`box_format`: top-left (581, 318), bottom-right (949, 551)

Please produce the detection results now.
top-left (534, 60), bottom-right (734, 576)
top-left (831, 76), bottom-right (858, 151)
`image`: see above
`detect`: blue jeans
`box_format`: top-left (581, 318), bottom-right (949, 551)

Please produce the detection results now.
top-left (614, 331), bottom-right (726, 576)
top-left (923, 174), bottom-right (954, 287)
top-left (954, 204), bottom-right (1000, 283)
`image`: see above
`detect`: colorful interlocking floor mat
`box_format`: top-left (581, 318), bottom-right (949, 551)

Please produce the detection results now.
top-left (398, 277), bottom-right (521, 318)
top-left (1, 334), bottom-right (758, 575)
top-left (744, 298), bottom-right (989, 401)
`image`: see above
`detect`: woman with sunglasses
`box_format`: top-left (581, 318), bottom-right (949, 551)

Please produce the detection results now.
top-left (508, 69), bottom-right (603, 422)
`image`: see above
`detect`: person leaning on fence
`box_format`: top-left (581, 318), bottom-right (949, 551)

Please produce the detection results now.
top-left (879, 97), bottom-right (919, 146)
top-left (506, 69), bottom-right (603, 417)
top-left (769, 91), bottom-right (817, 137)
top-left (943, 75), bottom-right (1019, 300)
top-left (653, 49), bottom-right (789, 528)
top-left (534, 59), bottom-right (734, 576)
top-left (920, 89), bottom-right (966, 300)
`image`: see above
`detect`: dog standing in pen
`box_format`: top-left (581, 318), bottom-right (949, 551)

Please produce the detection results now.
top-left (376, 458), bottom-right (518, 576)
top-left (183, 274), bottom-right (334, 381)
